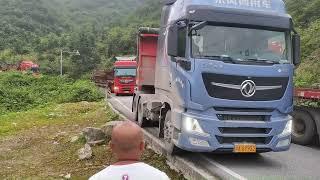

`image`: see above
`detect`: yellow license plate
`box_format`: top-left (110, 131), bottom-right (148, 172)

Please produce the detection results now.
top-left (234, 144), bottom-right (257, 153)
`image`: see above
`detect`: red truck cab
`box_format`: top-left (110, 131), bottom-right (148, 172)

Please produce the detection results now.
top-left (18, 60), bottom-right (39, 73)
top-left (113, 59), bottom-right (137, 96)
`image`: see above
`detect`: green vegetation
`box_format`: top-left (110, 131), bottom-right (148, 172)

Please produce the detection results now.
top-left (0, 72), bottom-right (104, 114)
top-left (0, 101), bottom-right (184, 179)
top-left (286, 0), bottom-right (320, 87)
top-left (0, 0), bottom-right (160, 77)
top-left (0, 0), bottom-right (319, 85)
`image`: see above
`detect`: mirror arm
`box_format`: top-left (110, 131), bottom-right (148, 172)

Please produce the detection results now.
top-left (292, 28), bottom-right (298, 35)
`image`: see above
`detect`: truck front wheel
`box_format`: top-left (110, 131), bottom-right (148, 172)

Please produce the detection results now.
top-left (164, 110), bottom-right (180, 155)
top-left (292, 109), bottom-right (316, 145)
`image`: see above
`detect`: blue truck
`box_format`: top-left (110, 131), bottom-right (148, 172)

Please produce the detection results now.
top-left (132, 0), bottom-right (301, 154)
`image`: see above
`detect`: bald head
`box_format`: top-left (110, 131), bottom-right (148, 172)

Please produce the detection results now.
top-left (110, 121), bottom-right (144, 160)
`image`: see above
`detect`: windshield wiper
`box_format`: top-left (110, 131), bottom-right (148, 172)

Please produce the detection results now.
top-left (245, 58), bottom-right (280, 64)
top-left (188, 21), bottom-right (207, 35)
top-left (200, 55), bottom-right (239, 64)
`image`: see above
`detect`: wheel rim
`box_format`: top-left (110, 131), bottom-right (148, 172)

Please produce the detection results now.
top-left (164, 114), bottom-right (173, 143)
top-left (293, 118), bottom-right (306, 137)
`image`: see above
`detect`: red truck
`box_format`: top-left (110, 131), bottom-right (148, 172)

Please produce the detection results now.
top-left (113, 59), bottom-right (137, 96)
top-left (0, 60), bottom-right (39, 73)
top-left (293, 87), bottom-right (320, 145)
top-left (18, 60), bottom-right (39, 72)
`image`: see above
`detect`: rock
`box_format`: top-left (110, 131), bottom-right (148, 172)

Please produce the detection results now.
top-left (101, 121), bottom-right (122, 138)
top-left (70, 136), bottom-right (79, 143)
top-left (64, 173), bottom-right (71, 179)
top-left (78, 144), bottom-right (92, 160)
top-left (87, 140), bottom-right (105, 146)
top-left (82, 127), bottom-right (106, 145)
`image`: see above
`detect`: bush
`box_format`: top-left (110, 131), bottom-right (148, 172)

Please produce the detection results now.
top-left (0, 72), bottom-right (104, 114)
top-left (294, 49), bottom-right (320, 87)
top-left (62, 80), bottom-right (104, 103)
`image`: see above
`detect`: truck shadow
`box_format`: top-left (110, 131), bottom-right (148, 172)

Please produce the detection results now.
top-left (199, 152), bottom-right (282, 168)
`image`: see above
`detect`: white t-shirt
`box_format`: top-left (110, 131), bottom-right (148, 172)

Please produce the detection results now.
top-left (89, 162), bottom-right (170, 180)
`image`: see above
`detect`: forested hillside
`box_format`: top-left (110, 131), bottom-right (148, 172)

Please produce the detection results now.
top-left (286, 0), bottom-right (320, 87)
top-left (0, 0), bottom-right (319, 84)
top-left (0, 0), bottom-right (155, 77)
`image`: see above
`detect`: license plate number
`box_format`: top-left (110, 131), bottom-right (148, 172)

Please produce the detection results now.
top-left (124, 91), bottom-right (130, 93)
top-left (234, 144), bottom-right (256, 153)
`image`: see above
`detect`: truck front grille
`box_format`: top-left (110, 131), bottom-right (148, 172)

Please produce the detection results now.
top-left (202, 73), bottom-right (288, 101)
top-left (218, 127), bottom-right (271, 134)
top-left (216, 136), bottom-right (272, 144)
top-left (122, 87), bottom-right (131, 91)
top-left (217, 114), bottom-right (270, 121)
top-left (214, 107), bottom-right (274, 113)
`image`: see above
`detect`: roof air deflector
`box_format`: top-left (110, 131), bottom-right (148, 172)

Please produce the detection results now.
top-left (163, 0), bottom-right (177, 5)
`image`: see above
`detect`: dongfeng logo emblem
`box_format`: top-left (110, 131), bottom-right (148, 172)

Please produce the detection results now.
top-left (240, 80), bottom-right (256, 97)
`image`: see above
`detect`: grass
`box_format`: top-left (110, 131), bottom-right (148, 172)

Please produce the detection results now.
top-left (0, 101), bottom-right (185, 179)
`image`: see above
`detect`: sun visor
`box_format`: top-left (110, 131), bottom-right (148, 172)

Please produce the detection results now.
top-left (185, 5), bottom-right (292, 30)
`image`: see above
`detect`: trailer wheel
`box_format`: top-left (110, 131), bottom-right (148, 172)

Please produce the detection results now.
top-left (292, 109), bottom-right (316, 145)
top-left (164, 110), bottom-right (180, 155)
top-left (137, 101), bottom-right (147, 127)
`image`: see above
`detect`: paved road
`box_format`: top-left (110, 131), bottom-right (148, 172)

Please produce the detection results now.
top-left (108, 95), bottom-right (320, 180)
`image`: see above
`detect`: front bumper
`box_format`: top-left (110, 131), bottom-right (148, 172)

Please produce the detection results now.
top-left (172, 111), bottom-right (292, 153)
top-left (113, 85), bottom-right (135, 94)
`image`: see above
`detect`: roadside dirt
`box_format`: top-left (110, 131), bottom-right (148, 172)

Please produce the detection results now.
top-left (0, 102), bottom-right (185, 179)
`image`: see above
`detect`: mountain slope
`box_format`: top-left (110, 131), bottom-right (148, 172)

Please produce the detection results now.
top-left (286, 0), bottom-right (320, 87)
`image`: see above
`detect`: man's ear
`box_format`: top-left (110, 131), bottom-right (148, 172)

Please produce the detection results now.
top-left (140, 141), bottom-right (145, 151)
top-left (109, 141), bottom-right (114, 150)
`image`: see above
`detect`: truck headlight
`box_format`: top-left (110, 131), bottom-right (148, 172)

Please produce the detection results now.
top-left (280, 120), bottom-right (292, 136)
top-left (114, 86), bottom-right (119, 91)
top-left (183, 116), bottom-right (210, 137)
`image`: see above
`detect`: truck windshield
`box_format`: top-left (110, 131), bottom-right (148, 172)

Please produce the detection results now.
top-left (191, 25), bottom-right (290, 64)
top-left (114, 68), bottom-right (136, 77)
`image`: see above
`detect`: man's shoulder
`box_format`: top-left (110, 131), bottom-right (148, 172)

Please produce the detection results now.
top-left (89, 167), bottom-right (113, 180)
top-left (89, 163), bottom-right (170, 180)
top-left (137, 163), bottom-right (166, 173)
top-left (135, 163), bottom-right (169, 179)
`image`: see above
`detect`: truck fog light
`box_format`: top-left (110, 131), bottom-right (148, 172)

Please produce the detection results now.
top-left (183, 116), bottom-right (210, 137)
top-left (189, 137), bottom-right (210, 147)
top-left (276, 139), bottom-right (291, 148)
top-left (280, 120), bottom-right (292, 136)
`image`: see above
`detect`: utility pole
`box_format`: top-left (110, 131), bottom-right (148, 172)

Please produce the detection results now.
top-left (60, 49), bottom-right (80, 76)
top-left (60, 50), bottom-right (63, 76)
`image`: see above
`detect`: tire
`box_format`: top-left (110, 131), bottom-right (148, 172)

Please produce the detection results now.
top-left (137, 101), bottom-right (147, 127)
top-left (133, 97), bottom-right (138, 122)
top-left (292, 109), bottom-right (316, 145)
top-left (305, 109), bottom-right (320, 145)
top-left (164, 110), bottom-right (180, 156)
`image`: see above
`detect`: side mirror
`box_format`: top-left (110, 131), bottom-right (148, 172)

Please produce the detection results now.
top-left (292, 34), bottom-right (301, 65)
top-left (167, 24), bottom-right (179, 57)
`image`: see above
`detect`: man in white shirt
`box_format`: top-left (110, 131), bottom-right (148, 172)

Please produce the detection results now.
top-left (89, 121), bottom-right (170, 180)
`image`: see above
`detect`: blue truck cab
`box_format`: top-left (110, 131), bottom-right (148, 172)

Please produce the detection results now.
top-left (133, 0), bottom-right (301, 154)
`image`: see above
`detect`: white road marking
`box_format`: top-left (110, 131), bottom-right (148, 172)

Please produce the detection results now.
top-left (111, 95), bottom-right (247, 180)
top-left (200, 155), bottom-right (248, 180)
top-left (111, 96), bottom-right (131, 112)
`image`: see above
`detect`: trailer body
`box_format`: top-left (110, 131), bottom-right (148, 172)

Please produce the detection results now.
top-left (133, 0), bottom-right (300, 154)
